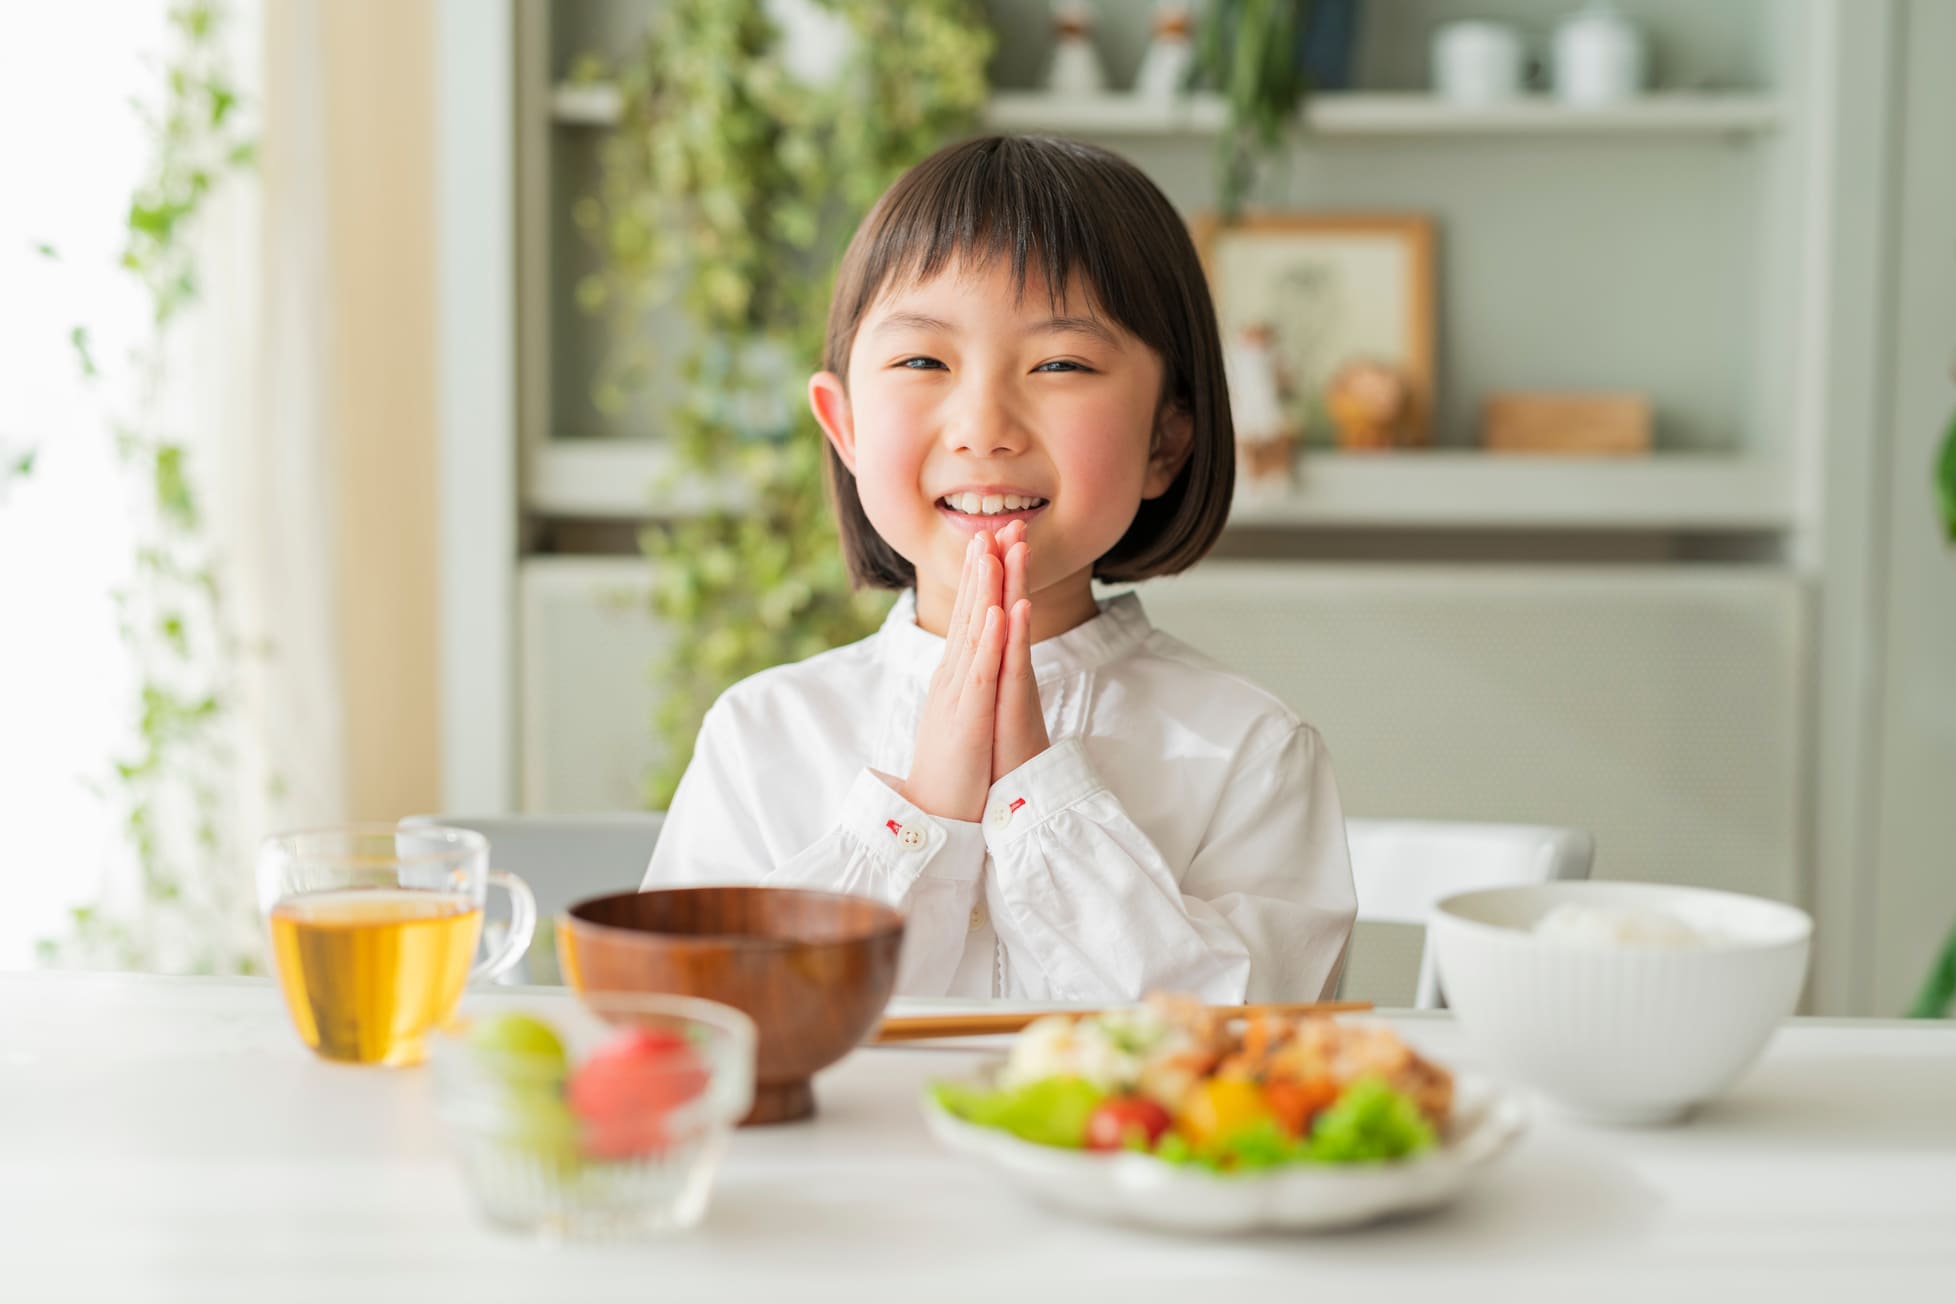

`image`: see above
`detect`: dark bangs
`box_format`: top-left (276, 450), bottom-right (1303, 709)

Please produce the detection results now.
top-left (822, 135), bottom-right (1234, 590)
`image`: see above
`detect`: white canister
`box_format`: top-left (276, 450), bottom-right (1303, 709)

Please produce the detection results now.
top-left (1431, 21), bottom-right (1527, 105)
top-left (1551, 1), bottom-right (1647, 106)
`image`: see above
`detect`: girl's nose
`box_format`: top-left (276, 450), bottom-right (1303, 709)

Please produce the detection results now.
top-left (945, 389), bottom-right (1029, 457)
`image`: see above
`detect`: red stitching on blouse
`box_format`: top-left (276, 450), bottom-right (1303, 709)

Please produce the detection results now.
top-left (885, 819), bottom-right (902, 836)
top-left (1008, 797), bottom-right (1026, 814)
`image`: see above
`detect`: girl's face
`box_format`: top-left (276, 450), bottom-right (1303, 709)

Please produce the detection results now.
top-left (809, 256), bottom-right (1191, 637)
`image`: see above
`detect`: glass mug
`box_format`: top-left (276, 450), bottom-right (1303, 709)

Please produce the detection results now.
top-left (258, 825), bottom-right (536, 1066)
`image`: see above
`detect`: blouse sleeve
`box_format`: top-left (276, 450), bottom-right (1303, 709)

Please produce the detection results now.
top-left (979, 727), bottom-right (1356, 1003)
top-left (642, 700), bottom-right (989, 995)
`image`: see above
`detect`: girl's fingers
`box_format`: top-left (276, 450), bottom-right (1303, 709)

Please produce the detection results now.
top-left (1002, 598), bottom-right (1034, 702)
top-left (933, 539), bottom-right (976, 695)
top-left (995, 599), bottom-right (1041, 780)
top-left (946, 533), bottom-right (988, 673)
top-left (945, 533), bottom-right (980, 651)
top-left (1003, 540), bottom-right (1029, 615)
top-left (963, 531), bottom-right (995, 641)
top-left (950, 553), bottom-right (999, 696)
top-left (956, 533), bottom-right (993, 648)
top-left (962, 604), bottom-right (1005, 729)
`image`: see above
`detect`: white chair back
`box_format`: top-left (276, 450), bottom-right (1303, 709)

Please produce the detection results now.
top-left (401, 813), bottom-right (663, 982)
top-left (1347, 818), bottom-right (1594, 1008)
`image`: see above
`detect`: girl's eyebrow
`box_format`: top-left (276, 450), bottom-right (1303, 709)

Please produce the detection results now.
top-left (1035, 315), bottom-right (1119, 347)
top-left (869, 310), bottom-right (1118, 347)
top-left (870, 311), bottom-right (956, 337)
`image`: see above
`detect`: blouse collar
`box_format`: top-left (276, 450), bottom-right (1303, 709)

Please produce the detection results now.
top-left (876, 588), bottom-right (1152, 682)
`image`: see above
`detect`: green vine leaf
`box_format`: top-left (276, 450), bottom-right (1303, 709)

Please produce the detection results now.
top-left (1936, 405), bottom-right (1955, 542)
top-left (577, 0), bottom-right (992, 807)
top-left (1191, 0), bottom-right (1316, 221)
top-left (154, 443), bottom-right (199, 527)
top-left (70, 326), bottom-right (97, 379)
top-left (37, 0), bottom-right (261, 976)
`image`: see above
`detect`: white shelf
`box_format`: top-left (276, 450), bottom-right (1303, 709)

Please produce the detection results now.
top-left (550, 83), bottom-right (625, 127)
top-left (1231, 452), bottom-right (1794, 531)
top-left (990, 91), bottom-right (1781, 137)
top-left (550, 83), bottom-right (1781, 138)
top-left (527, 439), bottom-right (751, 518)
top-left (530, 440), bottom-right (1794, 532)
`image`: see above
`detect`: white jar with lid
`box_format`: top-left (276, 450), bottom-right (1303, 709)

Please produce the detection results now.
top-left (1431, 20), bottom-right (1527, 104)
top-left (1551, 0), bottom-right (1647, 106)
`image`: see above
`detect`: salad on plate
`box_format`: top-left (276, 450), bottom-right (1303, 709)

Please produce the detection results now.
top-left (932, 995), bottom-right (1451, 1171)
top-left (923, 995), bottom-right (1522, 1232)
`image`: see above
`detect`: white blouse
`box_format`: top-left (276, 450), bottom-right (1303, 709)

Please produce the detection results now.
top-left (642, 589), bottom-right (1357, 1002)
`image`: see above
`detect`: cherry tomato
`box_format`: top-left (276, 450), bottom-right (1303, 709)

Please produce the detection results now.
top-left (1083, 1096), bottom-right (1173, 1152)
top-left (1175, 1077), bottom-right (1273, 1150)
top-left (567, 1028), bottom-right (709, 1159)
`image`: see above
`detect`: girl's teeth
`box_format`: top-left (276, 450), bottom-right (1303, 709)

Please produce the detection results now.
top-left (946, 492), bottom-right (1046, 515)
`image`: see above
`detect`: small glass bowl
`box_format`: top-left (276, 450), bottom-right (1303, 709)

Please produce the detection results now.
top-left (432, 992), bottom-right (756, 1240)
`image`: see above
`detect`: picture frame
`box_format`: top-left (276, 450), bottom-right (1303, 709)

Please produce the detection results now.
top-left (1194, 213), bottom-right (1437, 450)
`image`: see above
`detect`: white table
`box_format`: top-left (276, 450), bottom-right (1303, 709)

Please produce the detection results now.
top-left (2, 972), bottom-right (1952, 1302)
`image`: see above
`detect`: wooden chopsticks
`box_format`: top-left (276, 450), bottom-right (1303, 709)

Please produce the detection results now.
top-left (870, 1000), bottom-right (1373, 1044)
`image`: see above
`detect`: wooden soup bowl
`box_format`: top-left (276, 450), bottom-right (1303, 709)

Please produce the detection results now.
top-left (560, 886), bottom-right (905, 1125)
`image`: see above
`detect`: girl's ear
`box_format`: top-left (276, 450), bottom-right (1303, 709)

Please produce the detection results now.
top-left (1142, 404), bottom-right (1195, 499)
top-left (809, 371), bottom-right (856, 471)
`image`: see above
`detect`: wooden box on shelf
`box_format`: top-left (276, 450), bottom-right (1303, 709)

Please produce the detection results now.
top-left (1481, 392), bottom-right (1652, 455)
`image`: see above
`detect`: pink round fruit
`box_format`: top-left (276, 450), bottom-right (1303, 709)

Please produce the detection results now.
top-left (567, 1027), bottom-right (710, 1159)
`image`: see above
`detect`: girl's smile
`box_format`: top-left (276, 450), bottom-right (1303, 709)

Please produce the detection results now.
top-left (933, 484), bottom-right (1051, 535)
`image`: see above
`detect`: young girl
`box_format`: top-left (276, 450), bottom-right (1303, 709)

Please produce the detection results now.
top-left (644, 135), bottom-right (1356, 1002)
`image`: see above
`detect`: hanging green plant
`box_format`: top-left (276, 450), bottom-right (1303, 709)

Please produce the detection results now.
top-left (572, 0), bottom-right (992, 806)
top-left (37, 0), bottom-right (260, 973)
top-left (1190, 0), bottom-right (1365, 221)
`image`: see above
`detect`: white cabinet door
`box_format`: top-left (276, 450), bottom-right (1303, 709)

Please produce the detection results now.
top-left (1140, 563), bottom-right (1809, 905)
top-left (518, 558), bottom-right (675, 813)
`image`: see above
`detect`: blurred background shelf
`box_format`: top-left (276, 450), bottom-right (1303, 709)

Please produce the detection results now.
top-left (434, 0), bottom-right (1956, 1015)
top-left (550, 83), bottom-right (1782, 138)
top-left (528, 440), bottom-right (1791, 533)
top-left (1227, 452), bottom-right (1793, 530)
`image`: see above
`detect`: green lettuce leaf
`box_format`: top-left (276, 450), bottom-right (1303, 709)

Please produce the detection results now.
top-left (1150, 1078), bottom-right (1436, 1170)
top-left (935, 1074), bottom-right (1438, 1169)
top-left (1303, 1077), bottom-right (1437, 1163)
top-left (931, 1076), bottom-right (1106, 1149)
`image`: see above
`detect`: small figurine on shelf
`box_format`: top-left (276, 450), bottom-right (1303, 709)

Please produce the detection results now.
top-left (1325, 358), bottom-right (1417, 452)
top-left (1132, 2), bottom-right (1195, 103)
top-left (1223, 321), bottom-right (1298, 494)
top-left (1045, 1), bottom-right (1107, 98)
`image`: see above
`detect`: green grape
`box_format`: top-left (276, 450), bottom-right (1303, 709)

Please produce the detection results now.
top-left (468, 1013), bottom-right (569, 1075)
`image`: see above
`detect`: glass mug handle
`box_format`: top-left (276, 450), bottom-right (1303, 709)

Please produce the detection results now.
top-left (469, 869), bottom-right (537, 983)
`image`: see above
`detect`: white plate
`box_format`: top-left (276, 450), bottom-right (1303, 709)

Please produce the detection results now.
top-left (922, 1072), bottom-right (1527, 1234)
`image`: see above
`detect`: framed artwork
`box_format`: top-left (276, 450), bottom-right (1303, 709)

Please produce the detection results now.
top-left (1194, 213), bottom-right (1436, 451)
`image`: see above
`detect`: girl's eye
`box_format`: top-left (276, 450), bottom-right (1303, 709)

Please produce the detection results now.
top-left (1035, 360), bottom-right (1091, 373)
top-left (897, 356), bottom-right (946, 370)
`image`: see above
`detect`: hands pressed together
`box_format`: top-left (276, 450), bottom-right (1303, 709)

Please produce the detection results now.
top-left (899, 520), bottom-right (1051, 824)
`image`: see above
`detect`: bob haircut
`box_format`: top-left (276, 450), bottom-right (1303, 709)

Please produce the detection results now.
top-left (820, 135), bottom-right (1234, 590)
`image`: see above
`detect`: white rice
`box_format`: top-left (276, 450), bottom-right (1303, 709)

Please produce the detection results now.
top-left (1531, 902), bottom-right (1715, 949)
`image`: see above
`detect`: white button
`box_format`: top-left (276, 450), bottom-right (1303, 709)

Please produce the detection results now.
top-left (968, 906), bottom-right (987, 933)
top-left (898, 827), bottom-right (925, 850)
top-left (989, 805), bottom-right (1013, 829)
